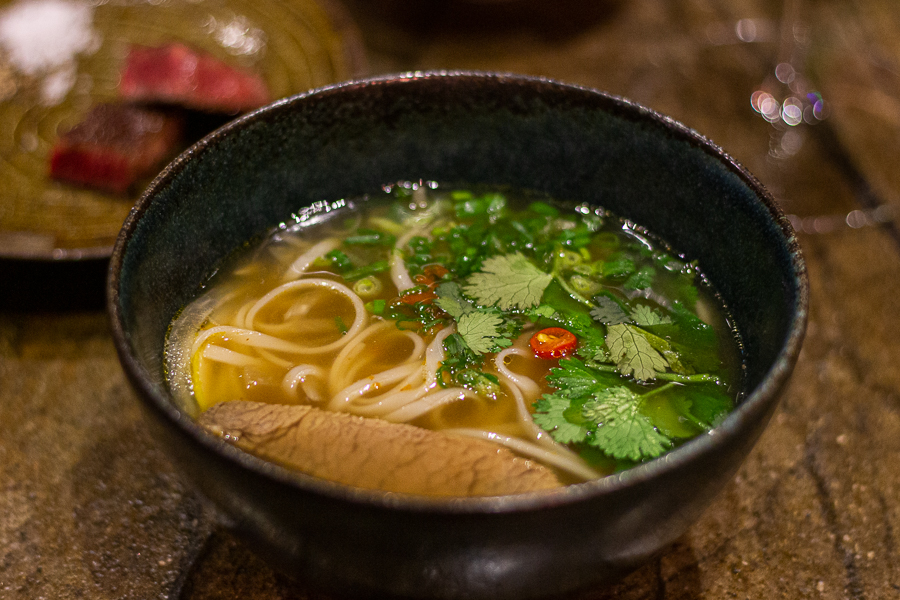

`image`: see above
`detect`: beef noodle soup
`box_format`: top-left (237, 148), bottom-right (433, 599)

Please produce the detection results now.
top-left (165, 182), bottom-right (743, 496)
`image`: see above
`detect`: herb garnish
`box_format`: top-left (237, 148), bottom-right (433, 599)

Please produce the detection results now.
top-left (364, 187), bottom-right (736, 466)
top-left (463, 253), bottom-right (553, 311)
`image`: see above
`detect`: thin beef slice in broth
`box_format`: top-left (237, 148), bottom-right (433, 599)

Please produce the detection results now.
top-left (199, 400), bottom-right (563, 496)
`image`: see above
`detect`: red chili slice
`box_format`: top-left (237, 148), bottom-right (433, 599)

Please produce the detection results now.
top-left (529, 327), bottom-right (578, 359)
top-left (413, 264), bottom-right (450, 286)
top-left (399, 289), bottom-right (437, 305)
top-left (423, 264), bottom-right (449, 280)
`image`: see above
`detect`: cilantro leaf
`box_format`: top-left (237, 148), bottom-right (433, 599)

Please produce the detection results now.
top-left (644, 394), bottom-right (703, 439)
top-left (680, 382), bottom-right (733, 428)
top-left (590, 296), bottom-right (629, 325)
top-left (585, 345), bottom-right (612, 364)
top-left (606, 324), bottom-right (669, 381)
top-left (438, 332), bottom-right (482, 373)
top-left (668, 300), bottom-right (716, 341)
top-left (463, 253), bottom-right (553, 310)
top-left (630, 304), bottom-right (672, 326)
top-left (624, 266), bottom-right (655, 291)
top-left (457, 311), bottom-right (512, 354)
top-left (600, 255), bottom-right (635, 278)
top-left (630, 325), bottom-right (694, 375)
top-left (529, 304), bottom-right (558, 320)
top-left (434, 282), bottom-right (477, 320)
top-left (644, 382), bottom-right (733, 437)
top-left (455, 369), bottom-right (501, 397)
top-left (532, 394), bottom-right (589, 444)
top-left (556, 311), bottom-right (607, 358)
top-left (534, 359), bottom-right (673, 461)
top-left (316, 249), bottom-right (353, 272)
top-left (581, 387), bottom-right (671, 461)
top-left (546, 357), bottom-right (610, 396)
top-left (643, 301), bottom-right (720, 374)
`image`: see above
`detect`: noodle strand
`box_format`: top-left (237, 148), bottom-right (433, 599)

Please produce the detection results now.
top-left (244, 278), bottom-right (368, 355)
top-left (390, 227), bottom-right (428, 292)
top-left (282, 365), bottom-right (327, 403)
top-left (445, 429), bottom-right (601, 482)
top-left (282, 238), bottom-right (341, 281)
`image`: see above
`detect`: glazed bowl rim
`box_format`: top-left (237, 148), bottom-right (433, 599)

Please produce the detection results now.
top-left (108, 69), bottom-right (809, 514)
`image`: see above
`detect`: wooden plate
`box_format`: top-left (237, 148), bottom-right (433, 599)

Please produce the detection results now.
top-left (0, 0), bottom-right (366, 260)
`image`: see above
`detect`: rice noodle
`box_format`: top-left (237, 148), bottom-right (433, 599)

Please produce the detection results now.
top-left (327, 321), bottom-right (394, 393)
top-left (425, 325), bottom-right (454, 387)
top-left (282, 364), bottom-right (327, 403)
top-left (346, 331), bottom-right (424, 389)
top-left (489, 362), bottom-right (593, 481)
top-left (282, 238), bottom-right (341, 281)
top-left (382, 387), bottom-right (476, 423)
top-left (333, 361), bottom-right (426, 412)
top-left (495, 346), bottom-right (541, 399)
top-left (492, 355), bottom-right (540, 425)
top-left (243, 278), bottom-right (367, 354)
top-left (191, 325), bottom-right (306, 358)
top-left (390, 227), bottom-right (424, 292)
top-left (201, 345), bottom-right (266, 367)
top-left (249, 317), bottom-right (338, 337)
top-left (247, 348), bottom-right (296, 371)
top-left (233, 299), bottom-right (253, 330)
top-left (445, 429), bottom-right (600, 482)
top-left (343, 385), bottom-right (431, 418)
top-left (327, 321), bottom-right (454, 419)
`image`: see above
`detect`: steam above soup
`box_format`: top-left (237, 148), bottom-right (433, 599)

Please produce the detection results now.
top-left (166, 182), bottom-right (742, 495)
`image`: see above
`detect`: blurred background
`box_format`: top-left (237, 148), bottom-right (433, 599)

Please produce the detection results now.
top-left (2, 0), bottom-right (899, 598)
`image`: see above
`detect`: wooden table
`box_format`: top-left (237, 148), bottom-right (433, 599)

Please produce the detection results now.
top-left (3, 0), bottom-right (899, 597)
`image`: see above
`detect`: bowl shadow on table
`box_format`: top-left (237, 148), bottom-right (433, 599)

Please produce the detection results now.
top-left (172, 529), bottom-right (704, 599)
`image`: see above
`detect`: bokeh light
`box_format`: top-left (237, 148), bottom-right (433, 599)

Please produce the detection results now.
top-left (781, 97), bottom-right (804, 126)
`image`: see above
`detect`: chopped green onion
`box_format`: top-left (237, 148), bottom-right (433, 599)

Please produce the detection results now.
top-left (450, 190), bottom-right (474, 201)
top-left (555, 249), bottom-right (583, 270)
top-left (455, 198), bottom-right (487, 218)
top-left (528, 201), bottom-right (559, 217)
top-left (456, 369), bottom-right (501, 398)
top-left (485, 193), bottom-right (508, 216)
top-left (367, 216), bottom-right (405, 235)
top-left (600, 255), bottom-right (635, 278)
top-left (335, 316), bottom-right (349, 335)
top-left (365, 299), bottom-right (386, 315)
top-left (345, 228), bottom-right (397, 246)
top-left (317, 249), bottom-right (353, 272)
top-left (343, 260), bottom-right (389, 281)
top-left (353, 276), bottom-right (384, 298)
top-left (569, 274), bottom-right (601, 296)
top-left (593, 232), bottom-right (620, 249)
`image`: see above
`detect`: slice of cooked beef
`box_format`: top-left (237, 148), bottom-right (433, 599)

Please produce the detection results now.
top-left (49, 103), bottom-right (183, 194)
top-left (199, 401), bottom-right (563, 497)
top-left (118, 43), bottom-right (270, 114)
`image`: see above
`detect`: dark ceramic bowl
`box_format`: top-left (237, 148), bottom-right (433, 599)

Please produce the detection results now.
top-left (108, 71), bottom-right (807, 599)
